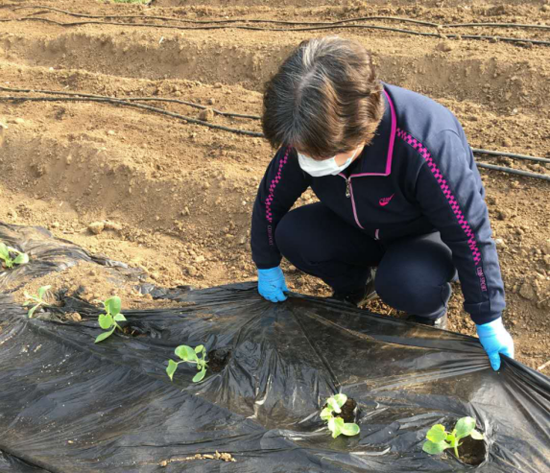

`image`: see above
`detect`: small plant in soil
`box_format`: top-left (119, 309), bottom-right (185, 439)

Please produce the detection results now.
top-left (94, 296), bottom-right (127, 343)
top-left (423, 417), bottom-right (484, 459)
top-left (0, 242), bottom-right (29, 269)
top-left (23, 285), bottom-right (51, 318)
top-left (167, 345), bottom-right (208, 383)
top-left (320, 394), bottom-right (360, 439)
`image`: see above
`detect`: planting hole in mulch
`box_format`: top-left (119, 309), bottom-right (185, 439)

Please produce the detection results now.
top-left (121, 324), bottom-right (148, 337)
top-left (207, 348), bottom-right (231, 373)
top-left (323, 398), bottom-right (358, 423)
top-left (338, 398), bottom-right (357, 423)
top-left (450, 435), bottom-right (487, 466)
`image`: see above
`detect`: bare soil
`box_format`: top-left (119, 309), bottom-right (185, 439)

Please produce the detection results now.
top-left (450, 435), bottom-right (487, 466)
top-left (0, 0), bottom-right (548, 372)
top-left (207, 348), bottom-right (231, 372)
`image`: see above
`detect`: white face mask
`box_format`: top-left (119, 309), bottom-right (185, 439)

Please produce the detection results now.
top-left (297, 147), bottom-right (360, 177)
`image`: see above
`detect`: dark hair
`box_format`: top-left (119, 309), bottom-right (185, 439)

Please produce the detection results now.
top-left (262, 36), bottom-right (385, 159)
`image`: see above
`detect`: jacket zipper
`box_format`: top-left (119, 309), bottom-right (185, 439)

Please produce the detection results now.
top-left (339, 174), bottom-right (364, 230)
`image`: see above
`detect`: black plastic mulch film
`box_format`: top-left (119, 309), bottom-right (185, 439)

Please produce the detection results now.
top-left (0, 223), bottom-right (548, 473)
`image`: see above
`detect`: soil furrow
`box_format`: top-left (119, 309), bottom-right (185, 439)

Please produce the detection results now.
top-left (1, 26), bottom-right (548, 116)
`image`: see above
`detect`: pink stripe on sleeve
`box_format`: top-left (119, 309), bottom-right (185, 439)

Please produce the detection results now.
top-left (265, 147), bottom-right (290, 224)
top-left (396, 128), bottom-right (483, 267)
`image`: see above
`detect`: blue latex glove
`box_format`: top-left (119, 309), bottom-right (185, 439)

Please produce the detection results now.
top-left (476, 318), bottom-right (514, 371)
top-left (258, 267), bottom-right (288, 303)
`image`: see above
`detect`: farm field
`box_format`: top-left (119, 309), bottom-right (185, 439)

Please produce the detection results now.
top-left (0, 0), bottom-right (549, 374)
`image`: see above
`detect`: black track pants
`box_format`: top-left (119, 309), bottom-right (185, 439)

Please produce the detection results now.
top-left (275, 203), bottom-right (457, 319)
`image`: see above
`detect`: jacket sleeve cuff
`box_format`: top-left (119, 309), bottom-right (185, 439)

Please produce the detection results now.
top-left (254, 258), bottom-right (283, 270)
top-left (463, 296), bottom-right (504, 325)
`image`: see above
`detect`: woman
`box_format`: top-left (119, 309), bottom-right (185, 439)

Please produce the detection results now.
top-left (251, 36), bottom-right (513, 371)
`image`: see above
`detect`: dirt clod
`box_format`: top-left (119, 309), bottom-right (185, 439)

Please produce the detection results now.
top-left (436, 41), bottom-right (453, 52)
top-left (88, 222), bottom-right (105, 235)
top-left (65, 312), bottom-right (82, 322)
top-left (104, 221), bottom-right (123, 232)
top-left (519, 282), bottom-right (536, 300)
top-left (198, 108), bottom-right (214, 122)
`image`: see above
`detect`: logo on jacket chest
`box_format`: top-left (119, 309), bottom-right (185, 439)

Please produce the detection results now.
top-left (379, 194), bottom-right (395, 207)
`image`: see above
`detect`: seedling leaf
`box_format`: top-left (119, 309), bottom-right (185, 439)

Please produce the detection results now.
top-left (99, 313), bottom-right (114, 330)
top-left (193, 367), bottom-right (207, 383)
top-left (104, 296), bottom-right (121, 316)
top-left (327, 396), bottom-right (342, 414)
top-left (470, 429), bottom-right (484, 440)
top-left (13, 252), bottom-right (29, 265)
top-left (28, 305), bottom-right (39, 318)
top-left (423, 417), bottom-right (484, 459)
top-left (320, 407), bottom-right (333, 421)
top-left (0, 243), bottom-right (9, 260)
top-left (329, 417), bottom-right (345, 438)
top-left (426, 424), bottom-right (447, 443)
top-left (175, 345), bottom-right (198, 362)
top-left (195, 345), bottom-right (205, 354)
top-left (167, 359), bottom-right (178, 381)
top-left (38, 285), bottom-right (51, 299)
top-left (423, 440), bottom-right (450, 455)
top-left (95, 327), bottom-right (115, 344)
top-left (333, 393), bottom-right (348, 408)
top-left (455, 417), bottom-right (476, 440)
top-left (340, 423), bottom-right (360, 437)
top-left (113, 313), bottom-right (127, 322)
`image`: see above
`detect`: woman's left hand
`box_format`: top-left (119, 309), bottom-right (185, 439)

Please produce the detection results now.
top-left (476, 318), bottom-right (514, 371)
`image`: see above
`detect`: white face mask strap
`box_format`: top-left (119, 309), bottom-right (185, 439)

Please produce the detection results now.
top-left (348, 146), bottom-right (360, 161)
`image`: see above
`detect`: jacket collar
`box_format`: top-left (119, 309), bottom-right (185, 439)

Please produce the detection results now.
top-left (351, 88), bottom-right (396, 177)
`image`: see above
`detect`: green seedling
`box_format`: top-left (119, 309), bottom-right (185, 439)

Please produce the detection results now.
top-left (0, 242), bottom-right (29, 269)
top-left (320, 393), bottom-right (361, 439)
top-left (167, 345), bottom-right (208, 383)
top-left (23, 285), bottom-right (52, 318)
top-left (423, 417), bottom-right (484, 459)
top-left (94, 296), bottom-right (126, 343)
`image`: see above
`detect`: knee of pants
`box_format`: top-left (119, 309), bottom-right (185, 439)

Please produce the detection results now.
top-left (375, 269), bottom-right (451, 316)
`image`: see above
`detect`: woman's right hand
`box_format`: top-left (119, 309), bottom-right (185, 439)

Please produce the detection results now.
top-left (257, 267), bottom-right (288, 302)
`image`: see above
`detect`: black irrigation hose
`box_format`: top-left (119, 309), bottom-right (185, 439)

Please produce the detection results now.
top-left (472, 148), bottom-right (550, 164)
top-left (0, 86), bottom-right (260, 120)
top-left (2, 16), bottom-right (549, 47)
top-left (0, 93), bottom-right (547, 180)
top-left (443, 22), bottom-right (550, 31)
top-left (477, 163), bottom-right (550, 181)
top-left (3, 87), bottom-right (550, 165)
top-left (6, 6), bottom-right (550, 31)
top-left (7, 6), bottom-right (440, 27)
top-left (0, 96), bottom-right (264, 137)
